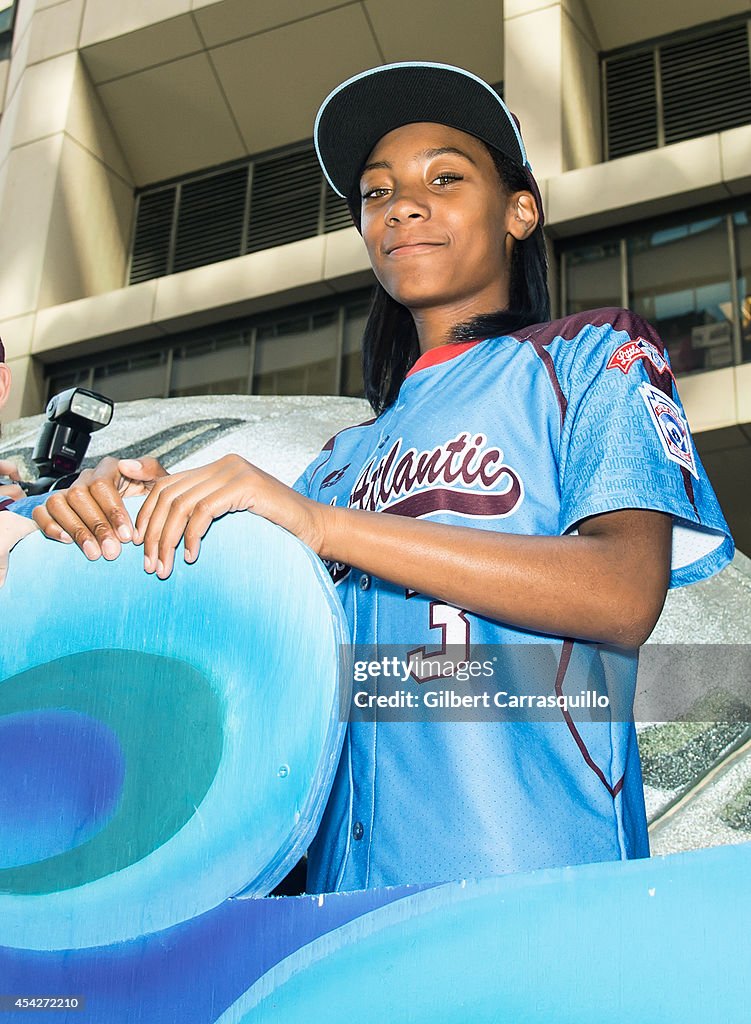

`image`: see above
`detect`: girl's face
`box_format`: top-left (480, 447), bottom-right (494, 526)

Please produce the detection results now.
top-left (359, 122), bottom-right (518, 319)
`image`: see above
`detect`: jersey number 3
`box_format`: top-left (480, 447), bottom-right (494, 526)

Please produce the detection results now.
top-left (406, 592), bottom-right (472, 683)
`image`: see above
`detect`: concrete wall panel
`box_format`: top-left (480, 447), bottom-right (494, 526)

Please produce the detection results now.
top-left (679, 367), bottom-right (737, 434)
top-left (210, 5), bottom-right (381, 157)
top-left (66, 60), bottom-right (132, 182)
top-left (561, 5), bottom-right (601, 170)
top-left (720, 125), bottom-right (751, 197)
top-left (192, 0), bottom-right (335, 49)
top-left (322, 227), bottom-right (371, 284)
top-left (0, 313), bottom-right (35, 361)
top-left (34, 281), bottom-right (159, 355)
top-left (0, 134), bottom-right (63, 319)
top-left (97, 52), bottom-right (245, 184)
top-left (153, 235), bottom-right (328, 329)
top-left (2, 353), bottom-right (44, 423)
top-left (3, 52), bottom-right (77, 149)
top-left (546, 135), bottom-right (727, 235)
top-left (735, 363), bottom-right (751, 426)
top-left (38, 135), bottom-right (133, 309)
top-left (81, 14), bottom-right (203, 84)
top-left (504, 6), bottom-right (563, 179)
top-left (80, 0), bottom-right (191, 49)
top-left (26, 0), bottom-right (85, 67)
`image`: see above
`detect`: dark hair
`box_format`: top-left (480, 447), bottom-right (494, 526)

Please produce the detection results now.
top-left (350, 148), bottom-right (550, 414)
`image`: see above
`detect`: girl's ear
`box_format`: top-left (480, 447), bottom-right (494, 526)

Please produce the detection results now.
top-left (505, 191), bottom-right (539, 241)
top-left (0, 363), bottom-right (11, 410)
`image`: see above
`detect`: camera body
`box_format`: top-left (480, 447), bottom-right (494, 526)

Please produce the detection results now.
top-left (2, 388), bottom-right (114, 497)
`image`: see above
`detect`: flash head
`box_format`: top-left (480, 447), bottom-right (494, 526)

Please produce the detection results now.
top-left (45, 387), bottom-right (114, 430)
top-left (30, 387), bottom-right (114, 486)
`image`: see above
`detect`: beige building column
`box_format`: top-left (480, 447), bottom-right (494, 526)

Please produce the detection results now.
top-left (0, 0), bottom-right (134, 421)
top-left (503, 0), bottom-right (602, 181)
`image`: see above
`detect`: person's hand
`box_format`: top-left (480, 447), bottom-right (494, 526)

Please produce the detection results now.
top-left (0, 459), bottom-right (21, 481)
top-left (134, 454), bottom-right (326, 579)
top-left (0, 512), bottom-right (38, 587)
top-left (0, 482), bottom-right (25, 501)
top-left (0, 459), bottom-right (24, 501)
top-left (32, 456), bottom-right (168, 560)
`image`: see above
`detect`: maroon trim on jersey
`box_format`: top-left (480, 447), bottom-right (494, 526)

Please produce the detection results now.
top-left (308, 417), bottom-right (377, 491)
top-left (522, 308), bottom-right (663, 349)
top-left (379, 482), bottom-right (522, 519)
top-left (0, 497), bottom-right (14, 512)
top-left (527, 337), bottom-right (567, 427)
top-left (555, 639), bottom-right (625, 799)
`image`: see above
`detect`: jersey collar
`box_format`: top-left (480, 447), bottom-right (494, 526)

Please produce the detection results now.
top-left (406, 340), bottom-right (485, 379)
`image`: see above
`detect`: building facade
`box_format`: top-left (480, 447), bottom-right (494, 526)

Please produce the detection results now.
top-left (0, 0), bottom-right (749, 545)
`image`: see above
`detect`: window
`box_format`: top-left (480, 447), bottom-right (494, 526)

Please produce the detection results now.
top-left (562, 241), bottom-right (621, 314)
top-left (0, 0), bottom-right (16, 58)
top-left (170, 332), bottom-right (251, 398)
top-left (628, 218), bottom-right (734, 374)
top-left (560, 201), bottom-right (748, 375)
top-left (734, 209), bottom-right (751, 364)
top-left (45, 291), bottom-right (372, 404)
top-left (254, 311), bottom-right (339, 397)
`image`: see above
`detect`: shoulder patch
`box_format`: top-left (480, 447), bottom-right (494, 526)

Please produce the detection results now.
top-left (638, 382), bottom-right (698, 479)
top-left (607, 337), bottom-right (673, 379)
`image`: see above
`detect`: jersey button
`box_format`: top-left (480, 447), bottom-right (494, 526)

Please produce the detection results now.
top-left (359, 574), bottom-right (371, 591)
top-left (352, 821), bottom-right (364, 841)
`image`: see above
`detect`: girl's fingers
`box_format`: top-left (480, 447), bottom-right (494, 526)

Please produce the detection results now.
top-left (154, 479), bottom-right (233, 578)
top-left (140, 475), bottom-right (211, 574)
top-left (31, 503), bottom-right (72, 543)
top-left (37, 495), bottom-right (102, 559)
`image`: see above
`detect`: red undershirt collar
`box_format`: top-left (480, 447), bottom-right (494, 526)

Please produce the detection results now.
top-left (406, 339), bottom-right (485, 378)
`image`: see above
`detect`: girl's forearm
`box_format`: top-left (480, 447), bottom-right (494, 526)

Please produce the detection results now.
top-left (317, 503), bottom-right (671, 648)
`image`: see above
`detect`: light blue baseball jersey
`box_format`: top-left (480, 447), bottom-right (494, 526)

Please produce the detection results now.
top-left (294, 308), bottom-right (733, 893)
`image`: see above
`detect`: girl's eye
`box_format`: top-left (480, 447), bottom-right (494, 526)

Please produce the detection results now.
top-left (432, 173), bottom-right (462, 186)
top-left (361, 186), bottom-right (390, 200)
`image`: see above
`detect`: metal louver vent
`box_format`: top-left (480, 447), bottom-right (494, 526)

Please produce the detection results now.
top-left (128, 143), bottom-right (362, 283)
top-left (246, 149), bottom-right (322, 254)
top-left (604, 18), bottom-right (751, 162)
top-left (129, 189), bottom-right (175, 284)
top-left (606, 51), bottom-right (658, 159)
top-left (173, 167), bottom-right (249, 274)
top-left (661, 25), bottom-right (751, 144)
top-left (324, 187), bottom-right (353, 232)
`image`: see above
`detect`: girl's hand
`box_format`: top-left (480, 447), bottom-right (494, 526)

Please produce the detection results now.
top-left (0, 512), bottom-right (38, 588)
top-left (32, 456), bottom-right (169, 559)
top-left (0, 459), bottom-right (24, 501)
top-left (134, 454), bottom-right (327, 579)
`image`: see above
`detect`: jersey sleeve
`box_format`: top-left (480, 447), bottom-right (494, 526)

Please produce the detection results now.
top-left (557, 311), bottom-right (733, 588)
top-left (292, 439), bottom-right (337, 501)
top-left (1, 494), bottom-right (47, 518)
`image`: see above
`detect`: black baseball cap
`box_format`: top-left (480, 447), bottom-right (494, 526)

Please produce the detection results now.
top-left (314, 61), bottom-right (544, 226)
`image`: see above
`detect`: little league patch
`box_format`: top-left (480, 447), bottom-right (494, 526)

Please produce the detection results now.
top-left (607, 337), bottom-right (674, 379)
top-left (639, 382), bottom-right (698, 479)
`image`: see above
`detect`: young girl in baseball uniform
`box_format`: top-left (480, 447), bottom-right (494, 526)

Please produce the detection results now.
top-left (26, 63), bottom-right (733, 891)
